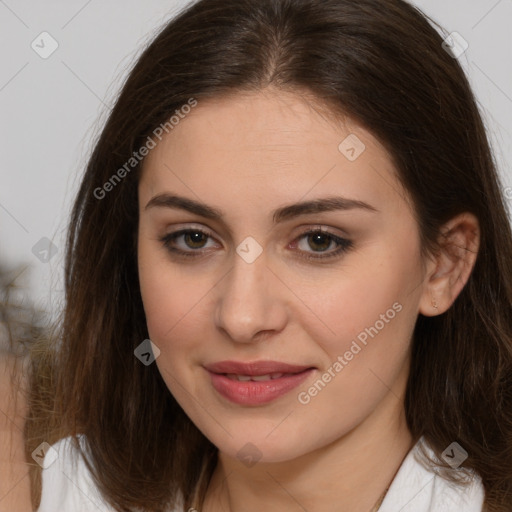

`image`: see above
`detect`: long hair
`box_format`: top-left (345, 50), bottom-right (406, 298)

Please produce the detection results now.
top-left (26, 0), bottom-right (512, 510)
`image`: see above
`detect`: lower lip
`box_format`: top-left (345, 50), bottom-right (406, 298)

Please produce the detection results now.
top-left (207, 369), bottom-right (315, 405)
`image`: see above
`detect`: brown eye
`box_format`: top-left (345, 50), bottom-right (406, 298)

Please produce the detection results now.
top-left (160, 227), bottom-right (353, 262)
top-left (294, 229), bottom-right (353, 261)
top-left (160, 228), bottom-right (218, 258)
top-left (305, 232), bottom-right (334, 252)
top-left (183, 231), bottom-right (209, 249)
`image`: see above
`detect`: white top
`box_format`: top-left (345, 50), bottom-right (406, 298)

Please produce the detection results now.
top-left (37, 435), bottom-right (485, 512)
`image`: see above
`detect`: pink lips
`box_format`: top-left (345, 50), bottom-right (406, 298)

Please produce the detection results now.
top-left (204, 360), bottom-right (315, 405)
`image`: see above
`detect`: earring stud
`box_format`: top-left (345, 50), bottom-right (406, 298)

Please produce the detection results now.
top-left (432, 298), bottom-right (438, 309)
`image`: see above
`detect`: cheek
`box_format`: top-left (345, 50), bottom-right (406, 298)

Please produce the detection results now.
top-left (138, 238), bottom-right (182, 342)
top-left (306, 260), bottom-right (411, 350)
top-left (139, 270), bottom-right (195, 348)
top-left (293, 285), bottom-right (412, 434)
top-left (137, 241), bottom-right (215, 363)
top-left (301, 238), bottom-right (421, 397)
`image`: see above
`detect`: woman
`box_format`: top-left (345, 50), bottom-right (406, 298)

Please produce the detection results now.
top-left (30, 0), bottom-right (512, 510)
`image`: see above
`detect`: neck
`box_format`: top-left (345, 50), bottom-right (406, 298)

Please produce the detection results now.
top-left (201, 388), bottom-right (415, 512)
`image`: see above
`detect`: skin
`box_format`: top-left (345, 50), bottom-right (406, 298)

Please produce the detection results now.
top-left (137, 88), bottom-right (479, 512)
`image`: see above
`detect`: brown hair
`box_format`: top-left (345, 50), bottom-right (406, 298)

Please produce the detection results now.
top-left (26, 0), bottom-right (512, 510)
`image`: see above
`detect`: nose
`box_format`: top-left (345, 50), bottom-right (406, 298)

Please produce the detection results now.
top-left (214, 250), bottom-right (288, 344)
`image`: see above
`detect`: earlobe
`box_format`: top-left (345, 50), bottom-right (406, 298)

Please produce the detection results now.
top-left (419, 213), bottom-right (480, 317)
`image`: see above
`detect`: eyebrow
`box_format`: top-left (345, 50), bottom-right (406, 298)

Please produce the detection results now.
top-left (144, 193), bottom-right (378, 224)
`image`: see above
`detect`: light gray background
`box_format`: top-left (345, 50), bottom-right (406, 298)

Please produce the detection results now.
top-left (1, 0), bottom-right (511, 318)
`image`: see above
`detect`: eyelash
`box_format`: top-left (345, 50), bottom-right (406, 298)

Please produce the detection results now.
top-left (159, 227), bottom-right (353, 262)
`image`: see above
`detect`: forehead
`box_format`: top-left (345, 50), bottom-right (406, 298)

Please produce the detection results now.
top-left (139, 89), bottom-right (410, 218)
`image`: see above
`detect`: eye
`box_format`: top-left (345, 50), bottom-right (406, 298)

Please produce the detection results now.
top-left (159, 226), bottom-right (353, 261)
top-left (291, 228), bottom-right (353, 261)
top-left (159, 228), bottom-right (218, 258)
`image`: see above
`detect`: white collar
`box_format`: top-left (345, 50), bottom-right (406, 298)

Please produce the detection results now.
top-left (379, 437), bottom-right (485, 512)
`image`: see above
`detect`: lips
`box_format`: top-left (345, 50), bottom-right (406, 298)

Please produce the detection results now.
top-left (204, 360), bottom-right (315, 405)
top-left (225, 372), bottom-right (285, 381)
top-left (205, 360), bottom-right (312, 375)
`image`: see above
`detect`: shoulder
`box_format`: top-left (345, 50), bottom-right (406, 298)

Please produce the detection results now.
top-left (37, 436), bottom-right (184, 512)
top-left (379, 437), bottom-right (485, 512)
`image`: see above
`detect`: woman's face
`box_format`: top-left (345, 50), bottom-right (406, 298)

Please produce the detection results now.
top-left (137, 89), bottom-right (430, 463)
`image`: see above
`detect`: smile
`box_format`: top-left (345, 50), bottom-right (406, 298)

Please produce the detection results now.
top-left (204, 360), bottom-right (315, 405)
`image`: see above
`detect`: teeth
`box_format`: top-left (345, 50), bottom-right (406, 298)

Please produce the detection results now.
top-left (225, 373), bottom-right (285, 381)
top-left (252, 374), bottom-right (273, 381)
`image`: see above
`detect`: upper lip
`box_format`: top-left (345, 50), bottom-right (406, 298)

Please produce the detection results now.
top-left (204, 360), bottom-right (313, 376)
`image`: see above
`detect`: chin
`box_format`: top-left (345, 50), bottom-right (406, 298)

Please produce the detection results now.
top-left (196, 419), bottom-right (320, 465)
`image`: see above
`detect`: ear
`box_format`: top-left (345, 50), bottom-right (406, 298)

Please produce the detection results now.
top-left (419, 212), bottom-right (480, 317)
